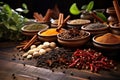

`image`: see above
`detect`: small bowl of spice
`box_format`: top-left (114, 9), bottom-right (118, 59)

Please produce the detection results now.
top-left (110, 23), bottom-right (120, 35)
top-left (21, 23), bottom-right (49, 36)
top-left (81, 22), bottom-right (109, 36)
top-left (38, 28), bottom-right (64, 42)
top-left (67, 19), bottom-right (91, 29)
top-left (93, 33), bottom-right (120, 51)
top-left (57, 28), bottom-right (90, 48)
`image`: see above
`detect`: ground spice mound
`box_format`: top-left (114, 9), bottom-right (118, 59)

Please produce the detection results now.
top-left (95, 33), bottom-right (120, 44)
top-left (40, 28), bottom-right (62, 36)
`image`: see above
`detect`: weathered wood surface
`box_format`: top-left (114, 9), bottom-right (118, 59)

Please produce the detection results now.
top-left (0, 42), bottom-right (120, 80)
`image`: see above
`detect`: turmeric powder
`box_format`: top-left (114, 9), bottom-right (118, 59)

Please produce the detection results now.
top-left (95, 33), bottom-right (120, 44)
top-left (40, 28), bottom-right (63, 36)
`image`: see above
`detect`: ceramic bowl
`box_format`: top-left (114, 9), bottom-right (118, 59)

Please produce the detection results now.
top-left (57, 31), bottom-right (90, 48)
top-left (38, 28), bottom-right (63, 42)
top-left (109, 23), bottom-right (120, 35)
top-left (21, 23), bottom-right (49, 36)
top-left (92, 34), bottom-right (120, 51)
top-left (50, 19), bottom-right (58, 28)
top-left (81, 23), bottom-right (109, 35)
top-left (67, 19), bottom-right (91, 29)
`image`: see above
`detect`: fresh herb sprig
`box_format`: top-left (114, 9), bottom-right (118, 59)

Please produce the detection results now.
top-left (0, 2), bottom-right (28, 41)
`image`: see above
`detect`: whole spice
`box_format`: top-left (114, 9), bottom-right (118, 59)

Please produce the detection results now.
top-left (36, 47), bottom-right (73, 69)
top-left (68, 48), bottom-right (116, 73)
top-left (23, 34), bottom-right (38, 50)
top-left (58, 28), bottom-right (89, 39)
top-left (95, 33), bottom-right (120, 44)
top-left (56, 13), bottom-right (70, 32)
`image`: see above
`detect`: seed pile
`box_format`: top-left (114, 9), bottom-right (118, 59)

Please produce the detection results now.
top-left (22, 42), bottom-right (57, 59)
top-left (36, 47), bottom-right (73, 69)
top-left (58, 28), bottom-right (89, 39)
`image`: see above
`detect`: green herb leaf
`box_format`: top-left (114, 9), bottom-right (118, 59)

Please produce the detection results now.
top-left (96, 12), bottom-right (107, 22)
top-left (3, 4), bottom-right (12, 16)
top-left (81, 5), bottom-right (87, 10)
top-left (22, 3), bottom-right (27, 9)
top-left (86, 1), bottom-right (94, 12)
top-left (69, 3), bottom-right (81, 15)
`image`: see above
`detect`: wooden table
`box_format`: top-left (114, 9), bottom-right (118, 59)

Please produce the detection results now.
top-left (0, 42), bottom-right (120, 80)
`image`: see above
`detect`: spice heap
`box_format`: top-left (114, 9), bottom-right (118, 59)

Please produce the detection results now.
top-left (69, 49), bottom-right (116, 73)
top-left (23, 23), bottom-right (47, 31)
top-left (40, 28), bottom-right (63, 36)
top-left (36, 48), bottom-right (116, 73)
top-left (36, 47), bottom-right (73, 68)
top-left (58, 28), bottom-right (89, 39)
top-left (68, 19), bottom-right (90, 25)
top-left (85, 23), bottom-right (107, 30)
top-left (95, 33), bottom-right (120, 44)
top-left (22, 42), bottom-right (57, 59)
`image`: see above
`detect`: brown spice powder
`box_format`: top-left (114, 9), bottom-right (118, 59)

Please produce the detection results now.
top-left (95, 33), bottom-right (120, 44)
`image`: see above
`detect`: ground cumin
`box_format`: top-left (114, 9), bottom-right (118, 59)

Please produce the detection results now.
top-left (95, 33), bottom-right (120, 44)
top-left (40, 28), bottom-right (62, 36)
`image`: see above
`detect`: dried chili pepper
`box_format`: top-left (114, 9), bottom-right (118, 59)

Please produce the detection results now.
top-left (69, 58), bottom-right (80, 68)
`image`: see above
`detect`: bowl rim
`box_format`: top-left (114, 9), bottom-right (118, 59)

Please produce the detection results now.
top-left (57, 31), bottom-right (90, 41)
top-left (38, 28), bottom-right (58, 37)
top-left (81, 23), bottom-right (109, 31)
top-left (67, 19), bottom-right (91, 26)
top-left (109, 23), bottom-right (120, 29)
top-left (93, 34), bottom-right (120, 45)
top-left (21, 23), bottom-right (49, 32)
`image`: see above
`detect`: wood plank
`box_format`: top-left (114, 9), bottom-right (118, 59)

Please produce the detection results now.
top-left (0, 60), bottom-right (89, 80)
top-left (0, 42), bottom-right (120, 80)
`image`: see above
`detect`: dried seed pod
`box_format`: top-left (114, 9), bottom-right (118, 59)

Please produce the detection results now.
top-left (45, 48), bottom-right (52, 52)
top-left (43, 42), bottom-right (50, 48)
top-left (39, 49), bottom-right (46, 55)
top-left (49, 42), bottom-right (56, 48)
top-left (33, 52), bottom-right (40, 57)
top-left (30, 45), bottom-right (36, 49)
top-left (27, 49), bottom-right (34, 55)
top-left (22, 53), bottom-right (28, 58)
top-left (27, 55), bottom-right (32, 59)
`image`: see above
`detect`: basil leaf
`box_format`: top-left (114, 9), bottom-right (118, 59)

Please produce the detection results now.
top-left (69, 3), bottom-right (81, 15)
top-left (96, 12), bottom-right (107, 22)
top-left (86, 1), bottom-right (94, 12)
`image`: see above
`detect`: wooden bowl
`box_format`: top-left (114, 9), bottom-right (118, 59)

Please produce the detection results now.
top-left (38, 28), bottom-right (62, 42)
top-left (21, 23), bottom-right (49, 36)
top-left (110, 23), bottom-right (120, 35)
top-left (92, 34), bottom-right (120, 51)
top-left (81, 23), bottom-right (109, 35)
top-left (67, 19), bottom-right (90, 29)
top-left (57, 31), bottom-right (90, 47)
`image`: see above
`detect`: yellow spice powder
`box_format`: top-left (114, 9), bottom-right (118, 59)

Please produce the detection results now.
top-left (40, 28), bottom-right (61, 36)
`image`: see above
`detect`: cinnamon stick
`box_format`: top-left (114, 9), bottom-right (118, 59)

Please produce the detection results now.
top-left (43, 9), bottom-right (53, 22)
top-left (58, 13), bottom-right (62, 26)
top-left (113, 0), bottom-right (120, 22)
top-left (90, 12), bottom-right (104, 23)
top-left (56, 15), bottom-right (70, 31)
top-left (64, 15), bottom-right (71, 23)
top-left (33, 12), bottom-right (43, 21)
top-left (23, 34), bottom-right (38, 50)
